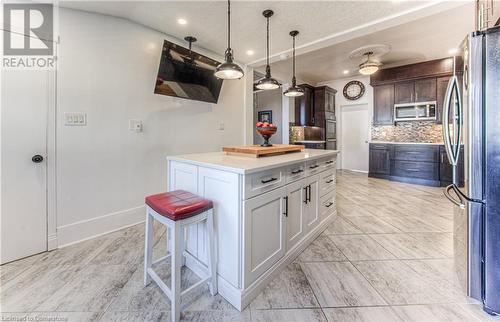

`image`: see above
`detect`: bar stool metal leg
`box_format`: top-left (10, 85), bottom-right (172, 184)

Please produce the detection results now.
top-left (206, 208), bottom-right (218, 296)
top-left (144, 210), bottom-right (153, 286)
top-left (171, 222), bottom-right (182, 322)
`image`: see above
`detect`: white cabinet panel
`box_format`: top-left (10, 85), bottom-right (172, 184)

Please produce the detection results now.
top-left (285, 163), bottom-right (306, 184)
top-left (319, 190), bottom-right (336, 223)
top-left (198, 167), bottom-right (241, 288)
top-left (168, 161), bottom-right (198, 194)
top-left (285, 179), bottom-right (306, 251)
top-left (244, 187), bottom-right (286, 287)
top-left (304, 174), bottom-right (320, 233)
top-left (319, 168), bottom-right (336, 197)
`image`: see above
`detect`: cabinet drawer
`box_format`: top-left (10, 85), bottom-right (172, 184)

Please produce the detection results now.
top-left (245, 168), bottom-right (285, 199)
top-left (319, 191), bottom-right (336, 223)
top-left (319, 156), bottom-right (336, 171)
top-left (394, 145), bottom-right (439, 162)
top-left (393, 160), bottom-right (438, 180)
top-left (285, 163), bottom-right (306, 184)
top-left (319, 168), bottom-right (336, 197)
top-left (305, 159), bottom-right (322, 176)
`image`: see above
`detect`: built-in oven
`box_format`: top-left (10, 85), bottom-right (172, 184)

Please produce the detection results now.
top-left (394, 101), bottom-right (437, 122)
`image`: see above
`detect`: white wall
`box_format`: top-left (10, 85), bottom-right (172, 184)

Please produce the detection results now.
top-left (56, 9), bottom-right (248, 246)
top-left (317, 75), bottom-right (373, 169)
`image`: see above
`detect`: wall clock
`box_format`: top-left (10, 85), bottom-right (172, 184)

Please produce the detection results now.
top-left (343, 80), bottom-right (365, 100)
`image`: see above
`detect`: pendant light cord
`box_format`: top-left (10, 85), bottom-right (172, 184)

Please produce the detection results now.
top-left (292, 35), bottom-right (296, 85)
top-left (227, 0), bottom-right (231, 51)
top-left (265, 15), bottom-right (271, 76)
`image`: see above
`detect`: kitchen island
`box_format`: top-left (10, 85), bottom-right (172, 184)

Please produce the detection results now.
top-left (167, 149), bottom-right (339, 310)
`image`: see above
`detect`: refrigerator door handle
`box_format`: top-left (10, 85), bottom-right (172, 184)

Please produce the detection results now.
top-left (444, 184), bottom-right (466, 209)
top-left (442, 75), bottom-right (462, 167)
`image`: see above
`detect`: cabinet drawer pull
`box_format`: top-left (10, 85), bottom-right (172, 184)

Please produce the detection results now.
top-left (325, 202), bottom-right (334, 208)
top-left (325, 160), bottom-right (334, 164)
top-left (405, 168), bottom-right (420, 172)
top-left (326, 179), bottom-right (334, 183)
top-left (261, 177), bottom-right (278, 184)
top-left (291, 169), bottom-right (303, 174)
top-left (309, 165), bottom-right (319, 169)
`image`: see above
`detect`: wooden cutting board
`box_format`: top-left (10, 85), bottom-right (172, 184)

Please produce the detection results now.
top-left (223, 144), bottom-right (304, 158)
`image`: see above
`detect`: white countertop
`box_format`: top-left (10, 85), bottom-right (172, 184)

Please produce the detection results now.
top-left (167, 149), bottom-right (339, 174)
top-left (294, 140), bottom-right (326, 144)
top-left (370, 141), bottom-right (444, 145)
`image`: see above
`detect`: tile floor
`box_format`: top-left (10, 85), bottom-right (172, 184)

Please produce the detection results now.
top-left (1, 171), bottom-right (499, 321)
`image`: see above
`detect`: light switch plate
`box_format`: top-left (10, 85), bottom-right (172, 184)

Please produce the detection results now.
top-left (64, 112), bottom-right (87, 126)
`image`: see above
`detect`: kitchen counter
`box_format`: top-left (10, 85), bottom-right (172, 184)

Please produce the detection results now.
top-left (167, 148), bottom-right (338, 311)
top-left (168, 149), bottom-right (338, 174)
top-left (370, 141), bottom-right (444, 145)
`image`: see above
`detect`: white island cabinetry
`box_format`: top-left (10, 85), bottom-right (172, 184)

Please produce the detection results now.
top-left (167, 149), bottom-right (338, 310)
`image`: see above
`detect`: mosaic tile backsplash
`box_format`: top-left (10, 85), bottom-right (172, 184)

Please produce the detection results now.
top-left (371, 121), bottom-right (444, 143)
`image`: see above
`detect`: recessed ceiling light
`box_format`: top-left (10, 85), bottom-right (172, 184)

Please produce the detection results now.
top-left (448, 48), bottom-right (458, 55)
top-left (246, 50), bottom-right (254, 56)
top-left (177, 18), bottom-right (187, 25)
top-left (343, 70), bottom-right (349, 75)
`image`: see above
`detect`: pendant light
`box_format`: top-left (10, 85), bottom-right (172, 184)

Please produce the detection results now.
top-left (214, 0), bottom-right (244, 80)
top-left (358, 52), bottom-right (381, 75)
top-left (256, 10), bottom-right (280, 90)
top-left (284, 30), bottom-right (303, 97)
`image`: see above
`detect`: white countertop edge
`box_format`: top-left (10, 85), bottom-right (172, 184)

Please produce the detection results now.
top-left (167, 150), bottom-right (339, 174)
top-left (369, 141), bottom-right (444, 145)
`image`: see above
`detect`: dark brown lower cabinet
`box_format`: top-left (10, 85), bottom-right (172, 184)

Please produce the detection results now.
top-left (369, 143), bottom-right (464, 187)
top-left (369, 144), bottom-right (392, 177)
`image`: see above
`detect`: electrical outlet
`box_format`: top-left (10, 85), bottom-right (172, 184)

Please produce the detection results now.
top-left (129, 119), bottom-right (143, 133)
top-left (64, 112), bottom-right (87, 126)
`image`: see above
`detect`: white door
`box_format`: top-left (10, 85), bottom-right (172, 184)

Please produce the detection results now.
top-left (303, 174), bottom-right (319, 233)
top-left (340, 104), bottom-right (369, 172)
top-left (1, 68), bottom-right (51, 264)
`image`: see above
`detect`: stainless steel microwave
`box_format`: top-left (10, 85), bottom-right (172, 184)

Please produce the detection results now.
top-left (394, 101), bottom-right (437, 122)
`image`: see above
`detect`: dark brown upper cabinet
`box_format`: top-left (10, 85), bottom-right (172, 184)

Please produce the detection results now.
top-left (373, 84), bottom-right (394, 125)
top-left (314, 86), bottom-right (337, 126)
top-left (294, 84), bottom-right (315, 126)
top-left (415, 78), bottom-right (437, 102)
top-left (394, 82), bottom-right (414, 104)
top-left (394, 78), bottom-right (437, 104)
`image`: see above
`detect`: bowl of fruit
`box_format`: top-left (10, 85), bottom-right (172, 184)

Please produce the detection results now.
top-left (256, 122), bottom-right (278, 147)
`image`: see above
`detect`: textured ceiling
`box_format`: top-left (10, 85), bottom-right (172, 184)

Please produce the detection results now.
top-left (268, 2), bottom-right (474, 84)
top-left (59, 0), bottom-right (458, 65)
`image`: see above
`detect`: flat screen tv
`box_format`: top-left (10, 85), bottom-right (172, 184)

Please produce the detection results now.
top-left (154, 40), bottom-right (223, 103)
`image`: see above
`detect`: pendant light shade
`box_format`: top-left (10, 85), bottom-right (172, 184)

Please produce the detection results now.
top-left (358, 52), bottom-right (381, 75)
top-left (214, 0), bottom-right (244, 80)
top-left (284, 30), bottom-right (304, 97)
top-left (256, 10), bottom-right (280, 90)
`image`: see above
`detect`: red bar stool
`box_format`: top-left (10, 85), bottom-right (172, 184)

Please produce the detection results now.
top-left (144, 190), bottom-right (217, 322)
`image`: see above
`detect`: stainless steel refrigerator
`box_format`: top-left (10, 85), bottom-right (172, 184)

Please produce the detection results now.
top-left (443, 26), bottom-right (500, 315)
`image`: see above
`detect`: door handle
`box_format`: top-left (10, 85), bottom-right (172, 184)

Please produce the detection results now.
top-left (303, 187), bottom-right (308, 204)
top-left (325, 160), bottom-right (334, 165)
top-left (283, 196), bottom-right (288, 217)
top-left (309, 165), bottom-right (319, 169)
top-left (307, 184), bottom-right (311, 202)
top-left (326, 179), bottom-right (334, 183)
top-left (325, 202), bottom-right (334, 208)
top-left (291, 169), bottom-right (303, 175)
top-left (32, 155), bottom-right (44, 163)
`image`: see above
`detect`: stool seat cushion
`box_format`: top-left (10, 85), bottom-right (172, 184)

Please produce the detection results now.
top-left (145, 190), bottom-right (213, 221)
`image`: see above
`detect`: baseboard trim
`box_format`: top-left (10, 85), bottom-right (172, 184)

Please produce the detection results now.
top-left (47, 233), bottom-right (58, 250)
top-left (57, 205), bottom-right (146, 247)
